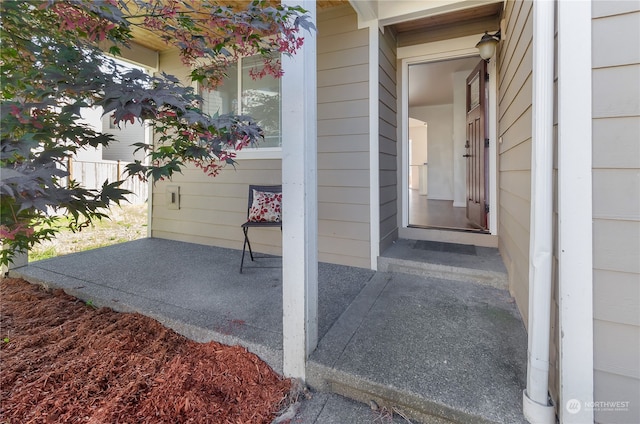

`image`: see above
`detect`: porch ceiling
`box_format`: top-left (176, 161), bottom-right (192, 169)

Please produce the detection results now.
top-left (389, 2), bottom-right (503, 47)
top-left (127, 0), bottom-right (343, 52)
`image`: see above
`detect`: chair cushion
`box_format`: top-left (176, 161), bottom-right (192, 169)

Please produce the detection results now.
top-left (248, 189), bottom-right (282, 222)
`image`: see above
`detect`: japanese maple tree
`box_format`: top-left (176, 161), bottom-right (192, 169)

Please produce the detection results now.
top-left (0, 0), bottom-right (313, 266)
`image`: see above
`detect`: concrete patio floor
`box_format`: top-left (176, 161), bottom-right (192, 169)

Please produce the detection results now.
top-left (9, 238), bottom-right (528, 423)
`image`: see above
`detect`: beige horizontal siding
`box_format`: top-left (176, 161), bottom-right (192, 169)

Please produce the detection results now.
top-left (318, 64), bottom-right (369, 87)
top-left (499, 106), bottom-right (532, 152)
top-left (314, 7), bottom-right (359, 37)
top-left (593, 219), bottom-right (640, 274)
top-left (498, 76), bottom-right (533, 148)
top-left (593, 65), bottom-right (640, 118)
top-left (592, 169), bottom-right (640, 220)
top-left (592, 5), bottom-right (640, 424)
top-left (319, 220), bottom-right (369, 240)
top-left (318, 116), bottom-right (369, 136)
top-left (498, 3), bottom-right (533, 109)
top-left (152, 4), bottom-right (373, 269)
top-left (319, 186), bottom-right (369, 204)
top-left (317, 134), bottom-right (369, 153)
top-left (318, 28), bottom-right (368, 54)
top-left (316, 4), bottom-right (371, 267)
top-left (318, 46), bottom-right (368, 71)
top-left (592, 117), bottom-right (640, 169)
top-left (594, 269), bottom-right (640, 327)
top-left (318, 152), bottom-right (369, 170)
top-left (593, 13), bottom-right (640, 69)
top-left (318, 99), bottom-right (369, 120)
top-left (594, 320), bottom-right (640, 379)
top-left (594, 370), bottom-right (640, 424)
top-left (317, 81), bottom-right (368, 103)
top-left (378, 27), bottom-right (398, 254)
top-left (151, 160), bottom-right (281, 253)
top-left (497, 0), bottom-right (533, 325)
top-left (318, 170), bottom-right (369, 187)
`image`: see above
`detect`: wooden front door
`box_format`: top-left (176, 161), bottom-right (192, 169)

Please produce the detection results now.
top-left (465, 60), bottom-right (487, 229)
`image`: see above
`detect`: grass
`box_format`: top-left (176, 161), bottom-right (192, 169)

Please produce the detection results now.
top-left (29, 203), bottom-right (148, 262)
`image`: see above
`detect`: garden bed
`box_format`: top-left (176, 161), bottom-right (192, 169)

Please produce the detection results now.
top-left (0, 278), bottom-right (291, 423)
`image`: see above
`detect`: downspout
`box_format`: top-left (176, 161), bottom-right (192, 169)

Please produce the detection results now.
top-left (522, 1), bottom-right (556, 423)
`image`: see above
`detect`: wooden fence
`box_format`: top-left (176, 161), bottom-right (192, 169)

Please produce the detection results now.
top-left (67, 159), bottom-right (148, 205)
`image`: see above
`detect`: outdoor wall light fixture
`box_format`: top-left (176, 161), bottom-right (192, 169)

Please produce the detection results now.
top-left (476, 30), bottom-right (501, 61)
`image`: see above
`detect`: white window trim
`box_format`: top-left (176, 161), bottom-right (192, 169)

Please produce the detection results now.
top-left (234, 146), bottom-right (281, 160)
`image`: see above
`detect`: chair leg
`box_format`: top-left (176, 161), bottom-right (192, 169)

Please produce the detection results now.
top-left (244, 227), bottom-right (254, 261)
top-left (240, 228), bottom-right (247, 273)
top-left (240, 227), bottom-right (255, 273)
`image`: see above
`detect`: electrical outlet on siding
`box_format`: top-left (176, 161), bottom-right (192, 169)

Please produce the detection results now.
top-left (166, 185), bottom-right (180, 210)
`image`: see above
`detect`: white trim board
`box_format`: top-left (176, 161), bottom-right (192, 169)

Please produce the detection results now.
top-left (368, 23), bottom-right (381, 270)
top-left (557, 1), bottom-right (594, 422)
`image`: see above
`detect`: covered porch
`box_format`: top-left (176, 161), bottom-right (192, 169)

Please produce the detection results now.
top-left (10, 238), bottom-right (527, 423)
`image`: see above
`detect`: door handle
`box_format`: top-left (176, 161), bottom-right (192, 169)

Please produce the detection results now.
top-left (463, 154), bottom-right (471, 157)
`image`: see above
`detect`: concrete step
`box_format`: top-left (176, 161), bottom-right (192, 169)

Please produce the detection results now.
top-left (307, 361), bottom-right (498, 424)
top-left (378, 256), bottom-right (509, 291)
top-left (377, 239), bottom-right (509, 290)
top-left (306, 271), bottom-right (527, 424)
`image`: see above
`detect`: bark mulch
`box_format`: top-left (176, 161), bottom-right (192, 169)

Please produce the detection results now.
top-left (0, 278), bottom-right (292, 424)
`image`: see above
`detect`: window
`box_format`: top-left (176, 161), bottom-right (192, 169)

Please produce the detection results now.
top-left (201, 55), bottom-right (282, 151)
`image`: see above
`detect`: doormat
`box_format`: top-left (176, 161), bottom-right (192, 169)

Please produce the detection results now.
top-left (413, 240), bottom-right (477, 256)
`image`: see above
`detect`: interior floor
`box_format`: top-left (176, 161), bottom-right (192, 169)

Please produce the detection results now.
top-left (408, 189), bottom-right (480, 231)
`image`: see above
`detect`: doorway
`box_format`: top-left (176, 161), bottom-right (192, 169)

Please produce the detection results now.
top-left (405, 57), bottom-right (488, 232)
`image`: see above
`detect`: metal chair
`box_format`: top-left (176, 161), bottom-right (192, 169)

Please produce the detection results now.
top-left (240, 184), bottom-right (282, 273)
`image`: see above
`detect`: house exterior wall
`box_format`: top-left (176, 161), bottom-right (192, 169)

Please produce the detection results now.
top-left (151, 5), bottom-right (372, 268)
top-left (499, 1), bottom-right (639, 420)
top-left (591, 2), bottom-right (640, 423)
top-left (379, 27), bottom-right (398, 254)
top-left (496, 0), bottom-right (533, 323)
top-left (317, 5), bottom-right (371, 268)
top-left (151, 49), bottom-right (282, 253)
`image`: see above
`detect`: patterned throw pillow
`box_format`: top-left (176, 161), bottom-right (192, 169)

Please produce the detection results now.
top-left (248, 189), bottom-right (282, 222)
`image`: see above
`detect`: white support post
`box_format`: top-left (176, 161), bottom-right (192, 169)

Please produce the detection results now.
top-left (557, 1), bottom-right (594, 423)
top-left (281, 0), bottom-right (318, 380)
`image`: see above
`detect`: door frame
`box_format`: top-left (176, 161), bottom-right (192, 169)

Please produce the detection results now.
top-left (398, 36), bottom-right (498, 238)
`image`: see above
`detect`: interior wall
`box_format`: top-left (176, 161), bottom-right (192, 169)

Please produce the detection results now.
top-left (408, 122), bottom-right (428, 190)
top-left (410, 104), bottom-right (454, 200)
